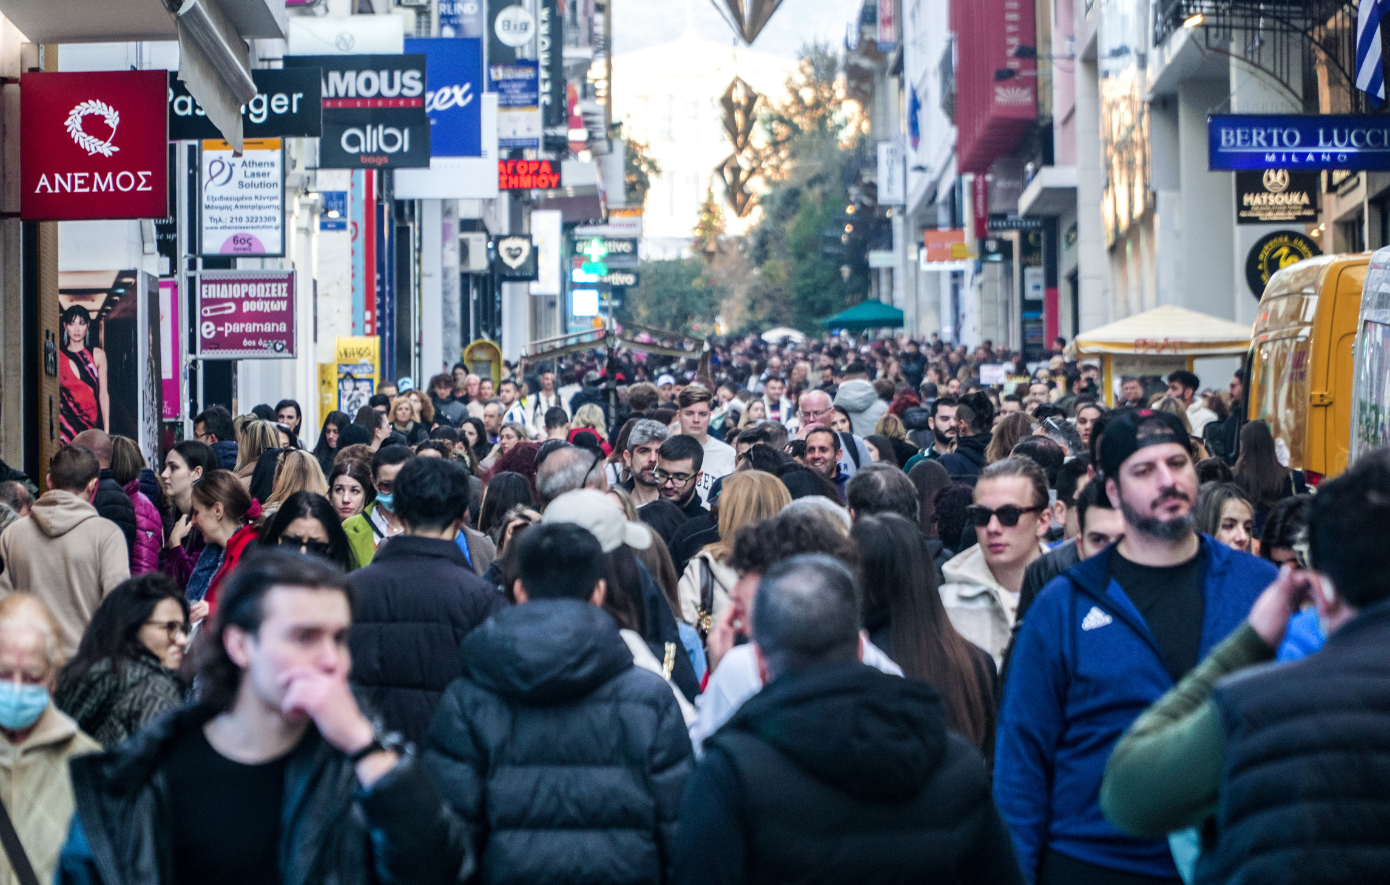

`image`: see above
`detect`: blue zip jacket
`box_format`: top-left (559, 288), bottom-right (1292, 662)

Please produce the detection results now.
top-left (994, 536), bottom-right (1276, 883)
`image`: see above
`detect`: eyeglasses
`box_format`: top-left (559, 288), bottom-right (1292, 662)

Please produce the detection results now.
top-left (280, 535), bottom-right (334, 557)
top-left (145, 619), bottom-right (191, 639)
top-left (797, 406), bottom-right (833, 422)
top-left (964, 504), bottom-right (1044, 528)
top-left (653, 468), bottom-right (696, 486)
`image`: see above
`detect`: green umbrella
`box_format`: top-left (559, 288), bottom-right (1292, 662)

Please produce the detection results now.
top-left (819, 299), bottom-right (904, 331)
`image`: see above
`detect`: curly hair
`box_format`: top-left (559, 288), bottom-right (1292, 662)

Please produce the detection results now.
top-left (728, 509), bottom-right (860, 576)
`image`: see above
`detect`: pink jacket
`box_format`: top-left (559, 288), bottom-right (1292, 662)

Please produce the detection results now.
top-left (123, 479), bottom-right (162, 575)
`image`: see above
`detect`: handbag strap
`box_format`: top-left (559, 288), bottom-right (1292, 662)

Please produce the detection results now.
top-left (0, 792), bottom-right (41, 885)
top-left (696, 557), bottom-right (716, 641)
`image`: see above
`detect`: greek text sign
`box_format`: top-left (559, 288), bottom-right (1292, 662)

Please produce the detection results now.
top-left (22, 70), bottom-right (168, 220)
top-left (286, 55), bottom-right (430, 169)
top-left (198, 270), bottom-right (296, 359)
top-left (201, 139), bottom-right (285, 256)
top-left (1209, 115), bottom-right (1390, 171)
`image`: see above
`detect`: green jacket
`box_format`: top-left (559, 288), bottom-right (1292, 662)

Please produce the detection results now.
top-left (342, 503), bottom-right (387, 570)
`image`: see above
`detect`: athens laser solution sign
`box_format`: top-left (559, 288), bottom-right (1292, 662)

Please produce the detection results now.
top-left (22, 70), bottom-right (168, 220)
top-left (201, 139), bottom-right (284, 256)
top-left (198, 270), bottom-right (296, 359)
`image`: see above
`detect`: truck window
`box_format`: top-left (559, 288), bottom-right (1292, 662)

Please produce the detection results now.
top-left (1354, 321), bottom-right (1390, 456)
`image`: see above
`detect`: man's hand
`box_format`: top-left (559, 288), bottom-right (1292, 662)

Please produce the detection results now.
top-left (280, 666), bottom-right (399, 786)
top-left (1248, 565), bottom-right (1315, 649)
top-left (705, 603), bottom-right (744, 674)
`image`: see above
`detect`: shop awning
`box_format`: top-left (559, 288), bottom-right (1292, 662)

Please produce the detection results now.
top-left (1072, 305), bottom-right (1252, 357)
top-left (820, 299), bottom-right (904, 331)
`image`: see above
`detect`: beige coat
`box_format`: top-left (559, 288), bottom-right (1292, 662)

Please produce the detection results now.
top-left (938, 541), bottom-right (1050, 667)
top-left (0, 491), bottom-right (130, 659)
top-left (676, 550), bottom-right (737, 627)
top-left (0, 705), bottom-right (100, 885)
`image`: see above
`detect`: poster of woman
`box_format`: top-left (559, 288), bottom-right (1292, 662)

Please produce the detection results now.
top-left (59, 303), bottom-right (109, 442)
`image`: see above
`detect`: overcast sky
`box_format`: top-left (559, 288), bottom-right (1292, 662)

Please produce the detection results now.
top-left (612, 0), bottom-right (864, 59)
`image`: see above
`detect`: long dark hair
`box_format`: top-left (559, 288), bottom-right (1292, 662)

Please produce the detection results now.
top-left (62, 573), bottom-right (188, 681)
top-left (259, 491), bottom-right (356, 571)
top-left (1233, 420), bottom-right (1289, 508)
top-left (908, 459), bottom-right (951, 539)
top-left (602, 547), bottom-right (647, 635)
top-left (312, 410), bottom-right (351, 460)
top-left (852, 513), bottom-right (994, 750)
top-left (479, 471), bottom-right (536, 537)
top-left (464, 417), bottom-right (490, 461)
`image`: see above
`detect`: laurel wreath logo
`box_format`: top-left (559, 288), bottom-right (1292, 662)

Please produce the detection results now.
top-left (65, 100), bottom-right (120, 157)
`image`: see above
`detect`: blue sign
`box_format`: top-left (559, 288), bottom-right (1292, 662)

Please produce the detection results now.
top-left (489, 60), bottom-right (539, 109)
top-left (1209, 114), bottom-right (1390, 171)
top-left (320, 191), bottom-right (347, 231)
top-left (405, 37), bottom-right (483, 158)
top-left (439, 0), bottom-right (484, 37)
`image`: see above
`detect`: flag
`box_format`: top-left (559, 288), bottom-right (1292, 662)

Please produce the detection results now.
top-left (908, 83), bottom-right (921, 150)
top-left (1357, 0), bottom-right (1390, 104)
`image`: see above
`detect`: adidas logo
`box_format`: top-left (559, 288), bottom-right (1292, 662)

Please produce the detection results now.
top-left (1081, 606), bottom-right (1114, 631)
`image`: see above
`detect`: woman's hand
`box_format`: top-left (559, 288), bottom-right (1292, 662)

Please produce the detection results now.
top-left (705, 602), bottom-right (745, 674)
top-left (167, 515), bottom-right (192, 549)
top-left (189, 600), bottom-right (210, 624)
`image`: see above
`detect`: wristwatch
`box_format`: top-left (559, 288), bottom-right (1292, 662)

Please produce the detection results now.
top-left (348, 727), bottom-right (407, 763)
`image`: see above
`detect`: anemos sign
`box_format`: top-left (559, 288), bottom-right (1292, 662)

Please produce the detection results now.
top-left (22, 70), bottom-right (168, 220)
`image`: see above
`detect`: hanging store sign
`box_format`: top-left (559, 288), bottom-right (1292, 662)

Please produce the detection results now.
top-left (572, 267), bottom-right (639, 287)
top-left (200, 139), bottom-right (285, 256)
top-left (498, 159), bottom-right (560, 189)
top-left (489, 0), bottom-right (535, 64)
top-left (489, 60), bottom-right (540, 150)
top-left (159, 279), bottom-right (182, 421)
top-left (877, 0), bottom-right (895, 52)
top-left (538, 0), bottom-right (565, 128)
top-left (21, 70), bottom-right (168, 221)
top-left (988, 213), bottom-right (1045, 232)
top-left (439, 0), bottom-right (485, 37)
top-left (1244, 231), bottom-right (1321, 298)
top-left (495, 235), bottom-right (538, 280)
top-left (574, 207), bottom-right (644, 238)
top-left (406, 37), bottom-right (483, 157)
top-left (285, 55), bottom-right (430, 169)
top-left (198, 270), bottom-right (297, 359)
top-left (923, 229), bottom-right (969, 262)
top-left (576, 236), bottom-right (639, 268)
top-left (1235, 169), bottom-right (1319, 225)
top-left (1210, 115), bottom-right (1390, 171)
top-left (169, 69), bottom-right (321, 141)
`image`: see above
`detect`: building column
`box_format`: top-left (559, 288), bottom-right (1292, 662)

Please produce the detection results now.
top-left (1073, 55), bottom-right (1110, 332)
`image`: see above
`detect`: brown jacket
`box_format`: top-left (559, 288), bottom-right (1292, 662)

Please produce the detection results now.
top-left (0, 491), bottom-right (130, 658)
top-left (0, 705), bottom-right (100, 885)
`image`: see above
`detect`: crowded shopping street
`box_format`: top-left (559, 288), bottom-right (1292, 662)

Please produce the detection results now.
top-left (0, 0), bottom-right (1388, 883)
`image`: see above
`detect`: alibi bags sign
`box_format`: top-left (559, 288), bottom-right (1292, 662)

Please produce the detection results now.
top-left (21, 70), bottom-right (168, 220)
top-left (286, 55), bottom-right (430, 169)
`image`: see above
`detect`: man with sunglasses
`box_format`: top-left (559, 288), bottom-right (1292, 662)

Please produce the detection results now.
top-left (995, 409), bottom-right (1274, 885)
top-left (938, 457), bottom-right (1052, 667)
top-left (655, 435), bottom-right (707, 520)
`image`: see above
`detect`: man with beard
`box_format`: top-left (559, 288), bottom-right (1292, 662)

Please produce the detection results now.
top-left (938, 393), bottom-right (993, 479)
top-left (622, 419), bottom-right (670, 507)
top-left (994, 409), bottom-right (1274, 885)
top-left (656, 435), bottom-right (708, 520)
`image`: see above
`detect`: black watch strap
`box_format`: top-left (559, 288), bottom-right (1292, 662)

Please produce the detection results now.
top-left (348, 738), bottom-right (385, 764)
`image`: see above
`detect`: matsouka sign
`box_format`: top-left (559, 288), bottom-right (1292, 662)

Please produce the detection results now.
top-left (22, 70), bottom-right (169, 221)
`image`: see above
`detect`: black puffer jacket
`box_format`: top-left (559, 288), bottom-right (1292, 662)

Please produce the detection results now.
top-left (348, 535), bottom-right (505, 744)
top-left (674, 663), bottom-right (1023, 885)
top-left (58, 704), bottom-right (471, 885)
top-left (938, 432), bottom-right (991, 479)
top-left (425, 599), bottom-right (693, 885)
top-left (95, 469), bottom-right (136, 555)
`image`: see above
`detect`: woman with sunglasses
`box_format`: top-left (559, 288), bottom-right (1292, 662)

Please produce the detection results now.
top-left (54, 573), bottom-right (189, 747)
top-left (259, 491), bottom-right (357, 571)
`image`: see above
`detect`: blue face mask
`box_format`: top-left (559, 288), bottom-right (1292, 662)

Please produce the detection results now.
top-left (0, 682), bottom-right (48, 731)
top-left (375, 493), bottom-right (395, 513)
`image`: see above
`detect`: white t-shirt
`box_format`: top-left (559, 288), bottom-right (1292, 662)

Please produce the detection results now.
top-left (688, 636), bottom-right (903, 756)
top-left (696, 436), bottom-right (737, 508)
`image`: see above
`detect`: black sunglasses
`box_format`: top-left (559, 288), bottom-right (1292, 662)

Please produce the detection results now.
top-left (964, 504), bottom-right (1044, 528)
top-left (280, 535), bottom-right (333, 557)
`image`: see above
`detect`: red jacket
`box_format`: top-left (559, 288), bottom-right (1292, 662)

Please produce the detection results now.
top-left (206, 523), bottom-right (259, 612)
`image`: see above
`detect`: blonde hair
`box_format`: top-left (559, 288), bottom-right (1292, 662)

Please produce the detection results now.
top-left (985, 412), bottom-right (1038, 464)
top-left (573, 403), bottom-right (607, 436)
top-left (0, 593), bottom-right (66, 675)
top-left (705, 470), bottom-right (792, 561)
top-left (266, 449), bottom-right (329, 509)
top-left (737, 400), bottom-right (766, 430)
top-left (1152, 395), bottom-right (1194, 433)
top-left (390, 396), bottom-right (416, 426)
top-left (875, 413), bottom-right (907, 440)
top-left (235, 420), bottom-right (280, 474)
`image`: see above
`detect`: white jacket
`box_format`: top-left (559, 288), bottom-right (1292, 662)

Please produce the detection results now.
top-left (620, 629), bottom-right (696, 725)
top-left (938, 541), bottom-right (1049, 667)
top-left (675, 550), bottom-right (737, 626)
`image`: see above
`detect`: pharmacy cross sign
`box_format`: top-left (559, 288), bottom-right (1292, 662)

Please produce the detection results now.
top-left (579, 238), bottom-right (608, 274)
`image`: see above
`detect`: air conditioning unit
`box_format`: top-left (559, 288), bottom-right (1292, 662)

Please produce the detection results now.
top-left (460, 233), bottom-right (489, 272)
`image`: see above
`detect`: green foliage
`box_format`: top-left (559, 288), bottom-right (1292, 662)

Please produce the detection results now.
top-left (620, 258), bottom-right (726, 337)
top-left (624, 137), bottom-right (661, 209)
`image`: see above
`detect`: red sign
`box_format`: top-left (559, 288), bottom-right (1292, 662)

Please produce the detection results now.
top-left (21, 70), bottom-right (168, 221)
top-left (951, 0), bottom-right (1036, 173)
top-left (197, 270), bottom-right (296, 359)
top-left (972, 175), bottom-right (990, 239)
top-left (498, 159), bottom-right (561, 189)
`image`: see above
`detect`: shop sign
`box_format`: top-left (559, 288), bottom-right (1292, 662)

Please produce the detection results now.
top-left (923, 229), bottom-right (969, 263)
top-left (575, 236), bottom-right (639, 268)
top-left (489, 0), bottom-right (535, 63)
top-left (1235, 169), bottom-right (1319, 225)
top-left (439, 0), bottom-right (484, 37)
top-left (495, 235), bottom-right (538, 280)
top-left (159, 279), bottom-right (182, 420)
top-left (489, 60), bottom-right (540, 150)
top-left (285, 55), bottom-right (430, 169)
top-left (1244, 231), bottom-right (1321, 298)
top-left (201, 139), bottom-right (284, 256)
top-left (988, 213), bottom-right (1045, 232)
top-left (168, 69), bottom-right (321, 140)
top-left (198, 270), bottom-right (297, 358)
top-left (574, 206), bottom-right (643, 238)
top-left (877, 0), bottom-right (895, 52)
top-left (406, 37), bottom-right (483, 157)
top-left (22, 70), bottom-right (168, 221)
top-left (538, 0), bottom-right (564, 128)
top-left (320, 191), bottom-right (347, 231)
top-left (1210, 115), bottom-right (1390, 171)
top-left (335, 335), bottom-right (380, 413)
top-left (498, 159), bottom-right (560, 189)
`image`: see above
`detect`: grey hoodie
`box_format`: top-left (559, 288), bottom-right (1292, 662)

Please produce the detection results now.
top-left (0, 490), bottom-right (129, 657)
top-left (834, 379), bottom-right (889, 437)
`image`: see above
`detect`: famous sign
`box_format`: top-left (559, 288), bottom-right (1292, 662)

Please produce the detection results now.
top-left (285, 55), bottom-right (430, 168)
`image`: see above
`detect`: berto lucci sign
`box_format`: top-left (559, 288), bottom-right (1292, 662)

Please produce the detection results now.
top-left (1209, 115), bottom-right (1390, 171)
top-left (21, 70), bottom-right (168, 220)
top-left (286, 55), bottom-right (430, 168)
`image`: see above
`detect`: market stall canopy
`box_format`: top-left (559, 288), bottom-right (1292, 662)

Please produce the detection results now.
top-left (820, 299), bottom-right (904, 331)
top-left (760, 326), bottom-right (806, 344)
top-left (1072, 305), bottom-right (1252, 357)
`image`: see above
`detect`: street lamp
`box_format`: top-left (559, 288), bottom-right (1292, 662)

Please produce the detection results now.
top-left (840, 265), bottom-right (852, 283)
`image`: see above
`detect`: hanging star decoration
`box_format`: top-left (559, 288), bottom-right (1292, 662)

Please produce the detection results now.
top-left (709, 0), bottom-right (787, 44)
top-left (715, 76), bottom-right (762, 217)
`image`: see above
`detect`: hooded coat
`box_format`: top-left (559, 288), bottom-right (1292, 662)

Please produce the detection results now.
top-left (121, 479), bottom-right (162, 576)
top-left (938, 431), bottom-right (992, 478)
top-left (0, 491), bottom-right (130, 658)
top-left (425, 599), bottom-right (693, 885)
top-left (834, 379), bottom-right (889, 438)
top-left (673, 663), bottom-right (1023, 885)
top-left (939, 541), bottom-right (1049, 667)
top-left (93, 470), bottom-right (136, 556)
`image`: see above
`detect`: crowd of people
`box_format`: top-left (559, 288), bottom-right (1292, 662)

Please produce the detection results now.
top-left (0, 329), bottom-right (1382, 885)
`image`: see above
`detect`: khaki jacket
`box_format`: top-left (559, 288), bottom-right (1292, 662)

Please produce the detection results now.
top-left (938, 541), bottom-right (1049, 667)
top-left (0, 491), bottom-right (130, 658)
top-left (0, 705), bottom-right (100, 885)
